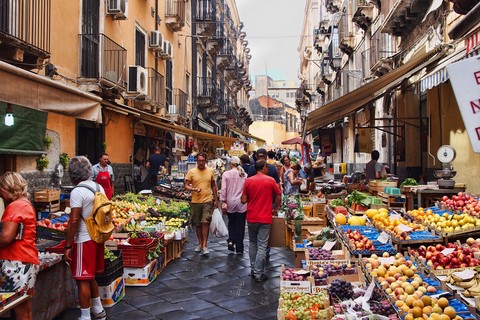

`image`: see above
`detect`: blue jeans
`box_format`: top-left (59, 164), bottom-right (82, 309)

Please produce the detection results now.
top-left (248, 223), bottom-right (271, 278)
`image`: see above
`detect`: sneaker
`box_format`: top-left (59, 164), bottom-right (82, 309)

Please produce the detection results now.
top-left (255, 274), bottom-right (268, 282)
top-left (195, 245), bottom-right (202, 252)
top-left (201, 247), bottom-right (209, 255)
top-left (227, 241), bottom-right (235, 251)
top-left (91, 309), bottom-right (106, 320)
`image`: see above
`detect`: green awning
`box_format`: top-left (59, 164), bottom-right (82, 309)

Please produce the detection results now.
top-left (0, 103), bottom-right (47, 155)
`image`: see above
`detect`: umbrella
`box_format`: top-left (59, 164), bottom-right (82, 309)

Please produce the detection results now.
top-left (281, 137), bottom-right (303, 145)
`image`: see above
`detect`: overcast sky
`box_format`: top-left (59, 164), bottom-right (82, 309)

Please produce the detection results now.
top-left (236, 0), bottom-right (306, 85)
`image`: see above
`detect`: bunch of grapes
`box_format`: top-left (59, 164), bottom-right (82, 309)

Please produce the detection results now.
top-left (328, 279), bottom-right (354, 301)
top-left (370, 286), bottom-right (386, 302)
top-left (368, 300), bottom-right (395, 316)
top-left (130, 231), bottom-right (150, 238)
top-left (149, 231), bottom-right (163, 239)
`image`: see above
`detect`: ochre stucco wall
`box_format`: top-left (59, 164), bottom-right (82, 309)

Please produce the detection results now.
top-left (104, 112), bottom-right (133, 163)
top-left (46, 113), bottom-right (76, 157)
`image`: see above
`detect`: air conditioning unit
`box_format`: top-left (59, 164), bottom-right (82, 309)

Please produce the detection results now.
top-left (168, 104), bottom-right (177, 114)
top-left (160, 40), bottom-right (173, 60)
top-left (107, 0), bottom-right (128, 19)
top-left (127, 66), bottom-right (148, 96)
top-left (149, 31), bottom-right (164, 50)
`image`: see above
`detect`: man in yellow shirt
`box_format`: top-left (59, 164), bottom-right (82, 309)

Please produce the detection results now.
top-left (185, 152), bottom-right (218, 255)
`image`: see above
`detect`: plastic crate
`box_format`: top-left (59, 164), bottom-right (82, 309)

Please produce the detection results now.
top-left (117, 238), bottom-right (158, 268)
top-left (96, 251), bottom-right (124, 286)
top-left (45, 240), bottom-right (67, 254)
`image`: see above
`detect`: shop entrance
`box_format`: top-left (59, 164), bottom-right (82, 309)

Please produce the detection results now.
top-left (76, 119), bottom-right (103, 165)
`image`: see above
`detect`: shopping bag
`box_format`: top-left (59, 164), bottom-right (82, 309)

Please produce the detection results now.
top-left (210, 208), bottom-right (228, 237)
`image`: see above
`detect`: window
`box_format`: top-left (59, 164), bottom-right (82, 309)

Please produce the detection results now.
top-left (186, 73), bottom-right (190, 103)
top-left (166, 60), bottom-right (173, 106)
top-left (135, 28), bottom-right (146, 67)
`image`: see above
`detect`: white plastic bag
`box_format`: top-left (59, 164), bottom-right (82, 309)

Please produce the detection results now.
top-left (210, 208), bottom-right (228, 237)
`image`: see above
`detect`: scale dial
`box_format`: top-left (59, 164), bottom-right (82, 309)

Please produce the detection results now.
top-left (437, 145), bottom-right (456, 164)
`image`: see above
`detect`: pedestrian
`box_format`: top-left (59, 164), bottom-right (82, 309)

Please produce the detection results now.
top-left (299, 162), bottom-right (316, 192)
top-left (283, 163), bottom-right (303, 195)
top-left (184, 152), bottom-right (218, 255)
top-left (241, 160), bottom-right (282, 282)
top-left (146, 146), bottom-right (169, 189)
top-left (65, 156), bottom-right (107, 320)
top-left (247, 148), bottom-right (280, 186)
top-left (266, 150), bottom-right (277, 165)
top-left (240, 154), bottom-right (251, 173)
top-left (92, 153), bottom-right (114, 200)
top-left (0, 172), bottom-right (40, 320)
top-left (365, 150), bottom-right (382, 183)
top-left (220, 156), bottom-right (247, 255)
top-left (279, 155), bottom-right (292, 186)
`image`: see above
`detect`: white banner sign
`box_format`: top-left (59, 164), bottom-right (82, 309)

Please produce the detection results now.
top-left (446, 56), bottom-right (480, 153)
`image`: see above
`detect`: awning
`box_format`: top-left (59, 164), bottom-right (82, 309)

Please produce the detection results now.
top-left (228, 126), bottom-right (266, 145)
top-left (419, 45), bottom-right (480, 93)
top-left (0, 61), bottom-right (102, 123)
top-left (306, 45), bottom-right (449, 132)
top-left (102, 100), bottom-right (141, 116)
top-left (138, 117), bottom-right (238, 144)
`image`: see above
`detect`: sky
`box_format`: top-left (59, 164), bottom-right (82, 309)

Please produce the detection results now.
top-left (236, 0), bottom-right (306, 85)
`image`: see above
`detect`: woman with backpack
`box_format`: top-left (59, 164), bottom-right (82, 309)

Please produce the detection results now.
top-left (64, 156), bottom-right (107, 320)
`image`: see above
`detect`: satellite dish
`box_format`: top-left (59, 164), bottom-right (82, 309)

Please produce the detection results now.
top-left (55, 163), bottom-right (64, 178)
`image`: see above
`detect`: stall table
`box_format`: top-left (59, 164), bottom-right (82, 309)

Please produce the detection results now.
top-left (404, 187), bottom-right (466, 210)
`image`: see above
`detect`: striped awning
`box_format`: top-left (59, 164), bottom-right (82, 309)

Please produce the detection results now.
top-left (419, 47), bottom-right (480, 93)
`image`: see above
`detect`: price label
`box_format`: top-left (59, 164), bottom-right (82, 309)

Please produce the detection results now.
top-left (397, 224), bottom-right (413, 232)
top-left (452, 268), bottom-right (476, 280)
top-left (379, 257), bottom-right (395, 265)
top-left (377, 231), bottom-right (390, 244)
top-left (293, 270), bottom-right (310, 275)
top-left (389, 214), bottom-right (401, 221)
top-left (322, 241), bottom-right (337, 251)
top-left (140, 220), bottom-right (147, 226)
top-left (441, 248), bottom-right (455, 256)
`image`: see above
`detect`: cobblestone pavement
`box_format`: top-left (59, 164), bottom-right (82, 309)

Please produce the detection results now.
top-left (55, 227), bottom-right (295, 320)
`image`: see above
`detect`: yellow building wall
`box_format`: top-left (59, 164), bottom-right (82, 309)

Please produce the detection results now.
top-left (47, 113), bottom-right (76, 157)
top-left (428, 83), bottom-right (480, 193)
top-left (249, 121), bottom-right (289, 149)
top-left (104, 112), bottom-right (133, 163)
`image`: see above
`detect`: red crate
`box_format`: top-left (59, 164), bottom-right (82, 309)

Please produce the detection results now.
top-left (117, 238), bottom-right (158, 268)
top-left (45, 240), bottom-right (67, 254)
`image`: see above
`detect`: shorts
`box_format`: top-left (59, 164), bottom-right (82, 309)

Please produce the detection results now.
top-left (0, 260), bottom-right (39, 292)
top-left (71, 240), bottom-right (105, 280)
top-left (190, 202), bottom-right (214, 226)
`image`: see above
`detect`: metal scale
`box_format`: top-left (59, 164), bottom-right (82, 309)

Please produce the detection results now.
top-left (434, 145), bottom-right (457, 189)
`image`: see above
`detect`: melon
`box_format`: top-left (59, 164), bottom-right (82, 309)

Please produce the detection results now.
top-left (335, 214), bottom-right (347, 225)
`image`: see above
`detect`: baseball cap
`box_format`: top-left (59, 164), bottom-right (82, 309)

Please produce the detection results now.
top-left (256, 148), bottom-right (267, 158)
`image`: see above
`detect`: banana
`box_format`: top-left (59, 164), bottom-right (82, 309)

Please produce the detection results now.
top-left (463, 279), bottom-right (480, 297)
top-left (457, 277), bottom-right (478, 289)
top-left (451, 273), bottom-right (474, 283)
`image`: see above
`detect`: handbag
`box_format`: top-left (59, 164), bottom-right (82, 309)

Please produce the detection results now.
top-left (209, 208), bottom-right (228, 238)
top-left (300, 179), bottom-right (308, 192)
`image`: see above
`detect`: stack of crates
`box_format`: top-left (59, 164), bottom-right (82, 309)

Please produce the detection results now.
top-left (34, 189), bottom-right (61, 220)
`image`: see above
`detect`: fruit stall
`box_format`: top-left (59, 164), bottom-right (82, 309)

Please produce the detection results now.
top-left (276, 188), bottom-right (480, 320)
top-left (25, 192), bottom-right (191, 319)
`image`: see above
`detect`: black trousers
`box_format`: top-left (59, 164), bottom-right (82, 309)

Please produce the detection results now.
top-left (227, 211), bottom-right (247, 253)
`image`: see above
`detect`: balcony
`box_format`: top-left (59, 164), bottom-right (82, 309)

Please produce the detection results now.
top-left (368, 32), bottom-right (396, 77)
top-left (132, 68), bottom-right (165, 113)
top-left (339, 34), bottom-right (355, 56)
top-left (325, 0), bottom-right (342, 13)
top-left (0, 0), bottom-right (51, 69)
top-left (216, 46), bottom-right (233, 70)
top-left (78, 34), bottom-right (127, 99)
top-left (352, 11), bottom-right (372, 31)
top-left (195, 0), bottom-right (215, 37)
top-left (382, 0), bottom-right (430, 37)
top-left (166, 0), bottom-right (186, 31)
top-left (197, 76), bottom-right (214, 107)
top-left (207, 26), bottom-right (224, 55)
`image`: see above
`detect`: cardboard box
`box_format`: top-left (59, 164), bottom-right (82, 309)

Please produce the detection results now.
top-left (294, 250), bottom-right (306, 268)
top-left (313, 203), bottom-right (326, 217)
top-left (123, 259), bottom-right (157, 286)
top-left (280, 266), bottom-right (311, 293)
top-left (269, 217), bottom-right (287, 247)
top-left (98, 276), bottom-right (125, 308)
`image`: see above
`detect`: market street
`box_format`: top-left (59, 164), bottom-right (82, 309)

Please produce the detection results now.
top-left (54, 228), bottom-right (293, 320)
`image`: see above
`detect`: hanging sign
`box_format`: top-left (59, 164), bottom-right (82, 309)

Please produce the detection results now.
top-left (133, 122), bottom-right (147, 136)
top-left (446, 56), bottom-right (480, 153)
top-left (174, 133), bottom-right (186, 152)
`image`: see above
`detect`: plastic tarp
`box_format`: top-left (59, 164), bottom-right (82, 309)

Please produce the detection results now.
top-left (0, 103), bottom-right (47, 155)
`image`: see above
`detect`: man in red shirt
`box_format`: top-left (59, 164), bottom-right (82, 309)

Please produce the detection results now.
top-left (241, 160), bottom-right (281, 282)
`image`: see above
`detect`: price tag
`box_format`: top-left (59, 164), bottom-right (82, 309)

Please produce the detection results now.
top-left (322, 241), bottom-right (337, 251)
top-left (441, 248), bottom-right (455, 256)
top-left (389, 214), bottom-right (401, 221)
top-left (397, 224), bottom-right (413, 232)
top-left (140, 220), bottom-right (147, 226)
top-left (293, 270), bottom-right (310, 275)
top-left (379, 257), bottom-right (395, 265)
top-left (377, 231), bottom-right (390, 244)
top-left (131, 219), bottom-right (136, 226)
top-left (452, 268), bottom-right (476, 280)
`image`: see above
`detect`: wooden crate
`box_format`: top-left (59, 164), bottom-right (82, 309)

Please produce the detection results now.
top-left (34, 189), bottom-right (60, 202)
top-left (369, 180), bottom-right (398, 193)
top-left (313, 203), bottom-right (326, 218)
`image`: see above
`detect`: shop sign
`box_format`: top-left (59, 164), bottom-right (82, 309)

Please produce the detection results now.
top-left (231, 140), bottom-right (244, 151)
top-left (174, 133), bottom-right (186, 152)
top-left (133, 122), bottom-right (147, 136)
top-left (446, 56), bottom-right (480, 153)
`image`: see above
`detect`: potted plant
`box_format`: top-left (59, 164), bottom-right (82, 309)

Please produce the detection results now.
top-left (44, 136), bottom-right (52, 150)
top-left (59, 153), bottom-right (69, 169)
top-left (36, 154), bottom-right (49, 171)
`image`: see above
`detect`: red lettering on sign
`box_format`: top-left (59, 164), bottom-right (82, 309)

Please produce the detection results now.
top-left (475, 71), bottom-right (480, 85)
top-left (472, 99), bottom-right (480, 114)
top-left (477, 127), bottom-right (480, 141)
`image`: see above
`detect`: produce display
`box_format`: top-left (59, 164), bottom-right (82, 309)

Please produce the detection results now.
top-left (310, 263), bottom-right (357, 286)
top-left (445, 271), bottom-right (480, 297)
top-left (278, 292), bottom-right (330, 320)
top-left (281, 267), bottom-right (310, 282)
top-left (281, 195), bottom-right (304, 220)
top-left (439, 192), bottom-right (480, 215)
top-left (327, 279), bottom-right (354, 301)
top-left (345, 190), bottom-right (370, 212)
top-left (305, 227), bottom-right (337, 247)
top-left (412, 244), bottom-right (480, 271)
top-left (338, 226), bottom-right (397, 255)
top-left (306, 248), bottom-right (334, 260)
top-left (407, 207), bottom-right (480, 234)
top-left (152, 184), bottom-right (191, 200)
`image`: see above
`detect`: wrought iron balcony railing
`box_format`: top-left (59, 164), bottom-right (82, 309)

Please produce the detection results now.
top-left (166, 0), bottom-right (186, 31)
top-left (147, 68), bottom-right (165, 109)
top-left (171, 88), bottom-right (187, 117)
top-left (0, 0), bottom-right (51, 66)
top-left (79, 33), bottom-right (127, 90)
top-left (197, 76), bottom-right (214, 107)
